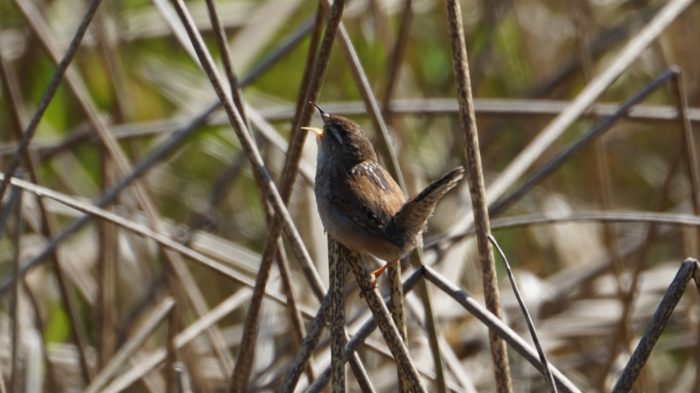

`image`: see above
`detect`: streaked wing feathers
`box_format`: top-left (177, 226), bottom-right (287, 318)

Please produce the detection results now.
top-left (330, 160), bottom-right (404, 234)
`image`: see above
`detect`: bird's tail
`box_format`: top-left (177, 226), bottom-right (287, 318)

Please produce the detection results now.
top-left (388, 166), bottom-right (465, 248)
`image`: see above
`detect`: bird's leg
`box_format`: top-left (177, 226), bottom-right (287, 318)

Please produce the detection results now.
top-left (370, 259), bottom-right (400, 288)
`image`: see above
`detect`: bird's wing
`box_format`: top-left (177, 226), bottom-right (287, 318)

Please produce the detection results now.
top-left (389, 166), bottom-right (465, 243)
top-left (331, 160), bottom-right (405, 234)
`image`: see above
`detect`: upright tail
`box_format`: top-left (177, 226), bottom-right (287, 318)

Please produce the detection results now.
top-left (388, 166), bottom-right (465, 249)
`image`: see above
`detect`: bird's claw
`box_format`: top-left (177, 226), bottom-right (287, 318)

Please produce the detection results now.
top-left (369, 273), bottom-right (378, 289)
top-left (369, 264), bottom-right (387, 289)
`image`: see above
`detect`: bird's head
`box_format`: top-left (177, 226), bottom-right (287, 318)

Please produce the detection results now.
top-left (302, 103), bottom-right (377, 163)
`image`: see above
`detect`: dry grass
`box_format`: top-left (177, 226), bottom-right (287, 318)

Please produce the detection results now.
top-left (2, 0), bottom-right (700, 392)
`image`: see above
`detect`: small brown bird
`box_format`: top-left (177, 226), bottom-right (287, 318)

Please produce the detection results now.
top-left (303, 104), bottom-right (465, 283)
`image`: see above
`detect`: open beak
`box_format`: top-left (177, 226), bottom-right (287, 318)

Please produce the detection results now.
top-left (303, 103), bottom-right (329, 139)
top-left (301, 126), bottom-right (324, 137)
top-left (309, 102), bottom-right (330, 121)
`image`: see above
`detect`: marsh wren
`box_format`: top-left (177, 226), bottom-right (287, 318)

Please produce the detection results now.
top-left (303, 104), bottom-right (465, 283)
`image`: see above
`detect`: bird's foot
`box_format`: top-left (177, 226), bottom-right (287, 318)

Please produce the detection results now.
top-left (369, 264), bottom-right (388, 289)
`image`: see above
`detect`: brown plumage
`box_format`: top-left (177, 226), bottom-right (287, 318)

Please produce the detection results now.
top-left (305, 104), bottom-right (464, 282)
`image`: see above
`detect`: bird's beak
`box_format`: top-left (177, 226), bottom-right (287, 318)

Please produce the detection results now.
top-left (301, 126), bottom-right (324, 138)
top-left (309, 102), bottom-right (330, 122)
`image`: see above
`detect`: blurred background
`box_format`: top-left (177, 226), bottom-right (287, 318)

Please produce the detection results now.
top-left (1, 0), bottom-right (700, 391)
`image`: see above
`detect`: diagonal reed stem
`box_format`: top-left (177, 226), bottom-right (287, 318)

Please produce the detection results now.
top-left (612, 259), bottom-right (700, 392)
top-left (343, 244), bottom-right (427, 392)
top-left (0, 0), bottom-right (104, 202)
top-left (489, 235), bottom-right (557, 393)
top-left (423, 266), bottom-right (581, 393)
top-left (0, 18), bottom-right (311, 297)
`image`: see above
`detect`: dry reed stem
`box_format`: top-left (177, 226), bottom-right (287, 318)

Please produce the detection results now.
top-left (17, 0), bottom-right (235, 380)
top-left (1, 6), bottom-right (324, 388)
top-left (2, 1), bottom-right (699, 390)
top-left (306, 269), bottom-right (470, 392)
top-left (489, 235), bottom-right (557, 393)
top-left (204, 0), bottom-right (248, 128)
top-left (306, 268), bottom-right (423, 392)
top-left (590, 71), bottom-right (682, 390)
top-left (0, 0), bottom-right (103, 201)
top-left (612, 259), bottom-right (700, 392)
top-left (576, 7), bottom-right (630, 365)
top-left (0, 50), bottom-right (63, 389)
top-left (281, 290), bottom-right (332, 392)
top-left (246, 4), bottom-right (379, 389)
top-left (377, 8), bottom-right (415, 390)
top-left (251, 98), bottom-right (700, 125)
top-left (7, 0), bottom-right (110, 382)
top-left (527, 163), bottom-right (683, 318)
top-left (13, 166), bottom-right (700, 382)
top-left (101, 288), bottom-right (252, 392)
top-left (444, 0), bottom-right (511, 391)
top-left (592, 135), bottom-right (629, 336)
top-left (331, 25), bottom-right (413, 380)
top-left (165, 297), bottom-right (179, 393)
top-left (329, 2), bottom-right (449, 388)
top-left (410, 258), bottom-right (448, 392)
top-left (0, 21), bottom-right (311, 295)
top-left (312, 261), bottom-right (582, 392)
top-left (205, 0), bottom-right (308, 378)
top-left (488, 211), bottom-right (700, 231)
top-left (342, 243), bottom-right (426, 392)
top-left (250, 151), bottom-right (316, 384)
top-left (329, 238), bottom-right (348, 392)
top-left (275, 238), bottom-right (316, 383)
top-left (220, 0), bottom-right (348, 388)
top-left (696, 268), bottom-right (700, 393)
top-left (174, 362), bottom-right (193, 393)
top-left (289, 0), bottom-right (325, 136)
top-left (385, 264), bottom-right (407, 343)
top-left (246, 112), bottom-right (372, 388)
top-left (483, 0), bottom-right (693, 209)
top-left (335, 24), bottom-right (405, 190)
top-left (673, 70), bottom-right (700, 237)
top-left (19, 281), bottom-right (63, 392)
top-left (278, 276), bottom-right (375, 391)
top-left (162, 0), bottom-right (372, 388)
top-left (164, 0), bottom-right (337, 389)
top-left (5, 98), bottom-right (700, 160)
top-left (9, 186), bottom-right (22, 393)
top-left (0, 367), bottom-right (5, 393)
top-left (0, 173), bottom-right (307, 308)
top-left (93, 11), bottom-right (129, 123)
top-left (97, 144), bottom-right (118, 371)
top-left (309, 271), bottom-right (469, 392)
top-left (422, 266), bottom-right (582, 393)
top-left (381, 0), bottom-right (413, 119)
top-left (84, 297), bottom-right (175, 393)
top-left (489, 69), bottom-right (677, 217)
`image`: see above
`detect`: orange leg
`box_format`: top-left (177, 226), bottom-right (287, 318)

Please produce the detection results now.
top-left (370, 259), bottom-right (400, 288)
